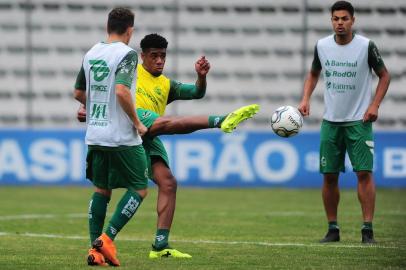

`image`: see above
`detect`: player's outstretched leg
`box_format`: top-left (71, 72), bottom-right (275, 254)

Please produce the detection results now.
top-left (221, 104), bottom-right (260, 133)
top-left (149, 245), bottom-right (192, 259)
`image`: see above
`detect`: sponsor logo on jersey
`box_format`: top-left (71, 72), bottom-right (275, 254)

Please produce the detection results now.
top-left (89, 60), bottom-right (110, 82)
top-left (89, 103), bottom-right (108, 127)
top-left (91, 85), bottom-right (108, 92)
top-left (326, 82), bottom-right (355, 92)
top-left (325, 70), bottom-right (356, 78)
top-left (154, 87), bottom-right (162, 96)
top-left (326, 60), bottom-right (357, 68)
top-left (90, 103), bottom-right (107, 120)
top-left (137, 87), bottom-right (159, 107)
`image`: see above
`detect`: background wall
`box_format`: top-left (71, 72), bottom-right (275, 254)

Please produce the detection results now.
top-left (0, 130), bottom-right (405, 187)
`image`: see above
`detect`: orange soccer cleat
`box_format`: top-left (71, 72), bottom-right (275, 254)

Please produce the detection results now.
top-left (92, 233), bottom-right (121, 266)
top-left (87, 248), bottom-right (108, 266)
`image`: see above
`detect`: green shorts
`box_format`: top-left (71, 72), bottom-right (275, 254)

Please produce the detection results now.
top-left (320, 120), bottom-right (374, 173)
top-left (137, 108), bottom-right (170, 178)
top-left (86, 145), bottom-right (148, 190)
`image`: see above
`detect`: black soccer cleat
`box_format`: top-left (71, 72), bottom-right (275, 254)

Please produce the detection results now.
top-left (361, 229), bottom-right (376, 244)
top-left (319, 228), bottom-right (340, 243)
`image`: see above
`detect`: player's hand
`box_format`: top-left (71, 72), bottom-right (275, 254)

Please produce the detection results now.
top-left (298, 99), bottom-right (310, 116)
top-left (77, 104), bottom-right (86, 122)
top-left (363, 104), bottom-right (379, 122)
top-left (134, 122), bottom-right (148, 137)
top-left (195, 56), bottom-right (210, 77)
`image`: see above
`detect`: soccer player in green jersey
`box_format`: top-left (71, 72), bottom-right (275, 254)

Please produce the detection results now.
top-left (73, 8), bottom-right (149, 266)
top-left (77, 34), bottom-right (259, 258)
top-left (298, 1), bottom-right (390, 243)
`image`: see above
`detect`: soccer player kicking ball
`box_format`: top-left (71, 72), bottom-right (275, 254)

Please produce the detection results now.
top-left (298, 1), bottom-right (390, 244)
top-left (77, 33), bottom-right (259, 259)
top-left (74, 8), bottom-right (149, 266)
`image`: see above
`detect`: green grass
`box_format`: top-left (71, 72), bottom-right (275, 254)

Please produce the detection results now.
top-left (0, 187), bottom-right (405, 269)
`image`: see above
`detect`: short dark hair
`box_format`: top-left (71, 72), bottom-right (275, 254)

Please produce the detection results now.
top-left (107, 7), bottom-right (134, 35)
top-left (331, 1), bottom-right (354, 17)
top-left (140, 33), bottom-right (168, 52)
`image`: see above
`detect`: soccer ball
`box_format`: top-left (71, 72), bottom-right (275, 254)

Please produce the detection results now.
top-left (270, 106), bottom-right (303, 137)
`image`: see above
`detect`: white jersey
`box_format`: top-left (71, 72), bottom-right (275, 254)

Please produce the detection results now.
top-left (317, 34), bottom-right (373, 122)
top-left (83, 42), bottom-right (142, 146)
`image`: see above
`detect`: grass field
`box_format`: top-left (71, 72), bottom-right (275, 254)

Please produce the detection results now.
top-left (0, 186), bottom-right (405, 269)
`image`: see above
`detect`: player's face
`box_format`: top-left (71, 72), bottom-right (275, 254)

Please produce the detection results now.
top-left (141, 48), bottom-right (166, 76)
top-left (331, 10), bottom-right (354, 37)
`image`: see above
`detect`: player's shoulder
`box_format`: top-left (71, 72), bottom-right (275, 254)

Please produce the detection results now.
top-left (316, 34), bottom-right (335, 47)
top-left (85, 42), bottom-right (103, 55)
top-left (319, 34), bottom-right (335, 42)
top-left (354, 34), bottom-right (371, 45)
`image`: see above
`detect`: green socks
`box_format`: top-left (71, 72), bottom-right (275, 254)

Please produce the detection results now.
top-left (328, 221), bottom-right (339, 230)
top-left (105, 190), bottom-right (143, 240)
top-left (208, 115), bottom-right (227, 128)
top-left (88, 192), bottom-right (110, 244)
top-left (362, 222), bottom-right (373, 230)
top-left (154, 228), bottom-right (170, 250)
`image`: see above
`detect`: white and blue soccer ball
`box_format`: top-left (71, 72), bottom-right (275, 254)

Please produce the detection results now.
top-left (270, 105), bottom-right (303, 138)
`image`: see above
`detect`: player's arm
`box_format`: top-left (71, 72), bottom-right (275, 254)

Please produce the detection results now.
top-left (363, 41), bottom-right (391, 122)
top-left (73, 65), bottom-right (87, 122)
top-left (73, 65), bottom-right (86, 104)
top-left (167, 56), bottom-right (210, 103)
top-left (167, 81), bottom-right (204, 103)
top-left (115, 51), bottom-right (147, 136)
top-left (298, 45), bottom-right (321, 116)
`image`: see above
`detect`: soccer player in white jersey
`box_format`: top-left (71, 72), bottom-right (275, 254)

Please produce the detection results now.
top-left (77, 34), bottom-right (259, 259)
top-left (73, 8), bottom-right (148, 266)
top-left (298, 1), bottom-right (390, 243)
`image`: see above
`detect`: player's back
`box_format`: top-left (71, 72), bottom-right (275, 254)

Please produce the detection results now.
top-left (83, 42), bottom-right (142, 147)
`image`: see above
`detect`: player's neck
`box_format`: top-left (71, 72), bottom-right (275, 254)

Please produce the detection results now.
top-left (107, 34), bottom-right (128, 45)
top-left (334, 32), bottom-right (354, 45)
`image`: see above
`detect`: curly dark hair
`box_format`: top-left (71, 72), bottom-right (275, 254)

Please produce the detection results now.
top-left (140, 33), bottom-right (168, 52)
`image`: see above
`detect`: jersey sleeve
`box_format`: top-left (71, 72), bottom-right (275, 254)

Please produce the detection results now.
top-left (311, 44), bottom-right (322, 72)
top-left (167, 79), bottom-right (206, 104)
top-left (74, 65), bottom-right (86, 91)
top-left (115, 50), bottom-right (138, 88)
top-left (368, 41), bottom-right (385, 73)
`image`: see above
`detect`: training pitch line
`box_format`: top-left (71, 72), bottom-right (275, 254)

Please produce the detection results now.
top-left (0, 231), bottom-right (400, 250)
top-left (0, 213), bottom-right (403, 250)
top-left (0, 210), bottom-right (405, 221)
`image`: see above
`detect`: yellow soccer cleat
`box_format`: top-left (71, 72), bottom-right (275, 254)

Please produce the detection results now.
top-left (220, 104), bottom-right (260, 133)
top-left (149, 248), bottom-right (192, 259)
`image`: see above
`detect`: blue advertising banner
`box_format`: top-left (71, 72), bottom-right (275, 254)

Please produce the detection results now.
top-left (0, 130), bottom-right (405, 187)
